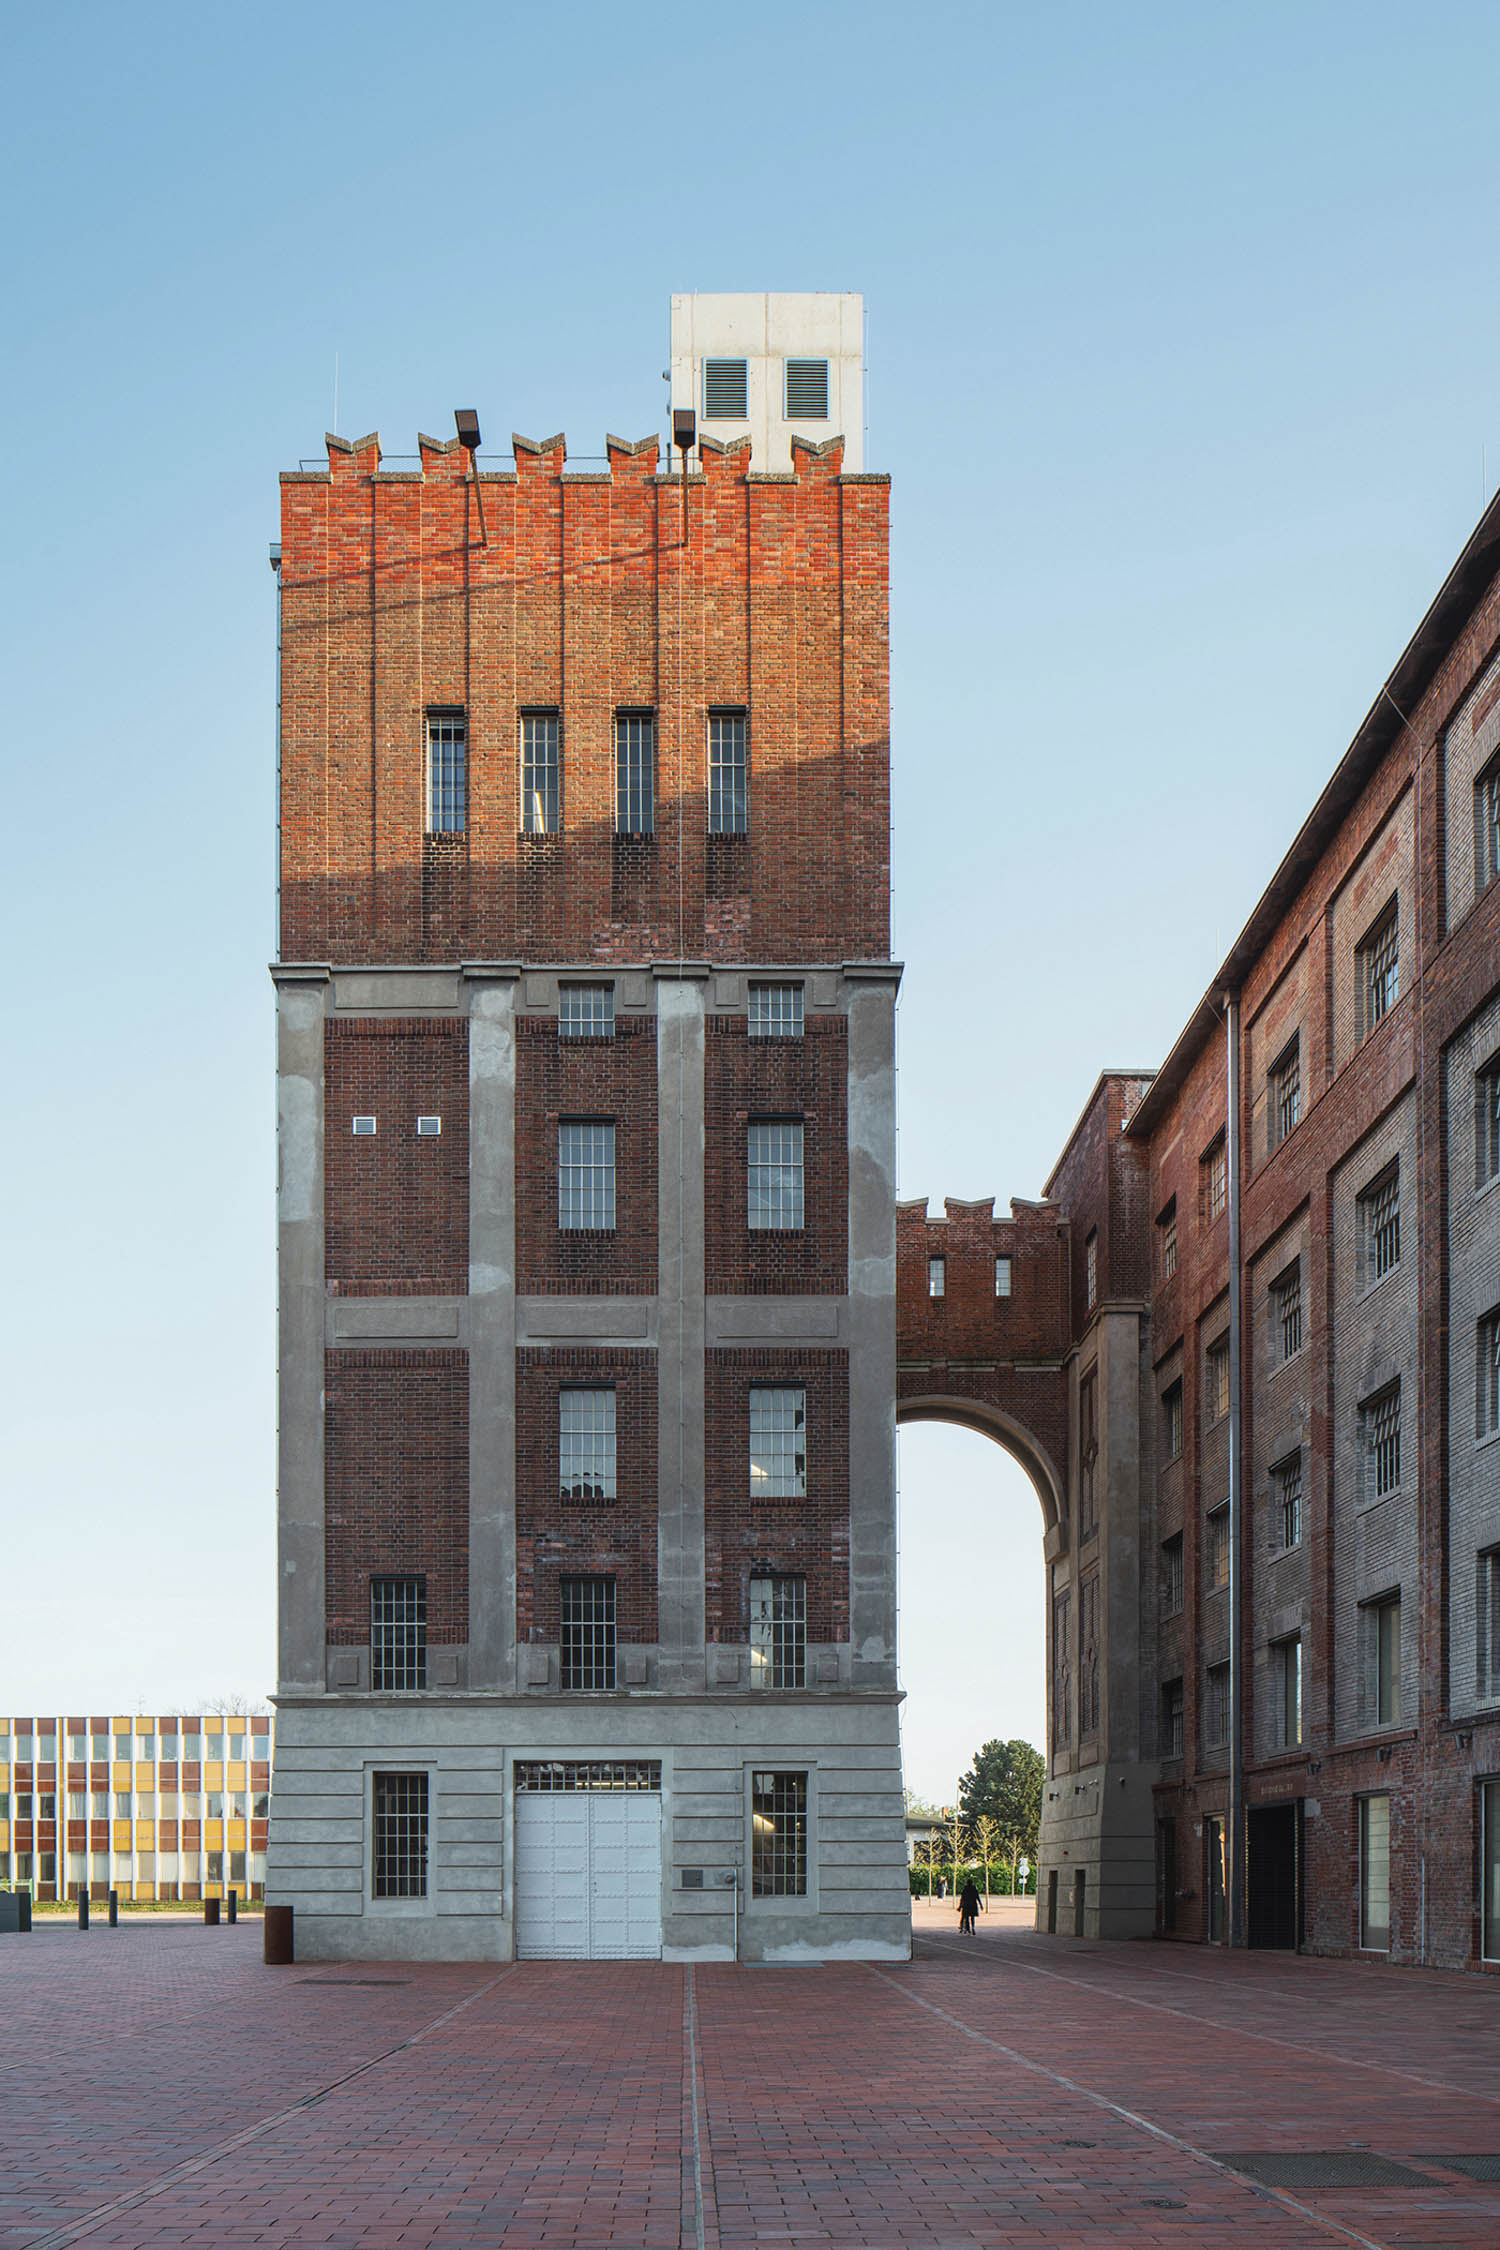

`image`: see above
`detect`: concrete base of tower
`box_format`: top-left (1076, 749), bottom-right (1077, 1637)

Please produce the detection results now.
top-left (1034, 1757), bottom-right (1162, 1941)
top-left (266, 1690), bottom-right (911, 1965)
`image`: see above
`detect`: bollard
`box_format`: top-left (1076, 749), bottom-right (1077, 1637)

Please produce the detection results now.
top-left (227, 1889), bottom-right (237, 1925)
top-left (19, 1892), bottom-right (31, 1934)
top-left (263, 1903), bottom-right (294, 1966)
top-left (204, 1896), bottom-right (221, 1927)
top-left (77, 1887), bottom-right (89, 1931)
top-left (108, 1890), bottom-right (118, 1927)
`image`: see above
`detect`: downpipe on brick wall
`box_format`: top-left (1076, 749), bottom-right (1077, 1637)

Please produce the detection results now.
top-left (1223, 989), bottom-right (1246, 1949)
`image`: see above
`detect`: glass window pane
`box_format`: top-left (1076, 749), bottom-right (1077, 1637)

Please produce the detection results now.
top-left (520, 712), bottom-right (560, 834)
top-left (749, 1387), bottom-right (806, 1498)
top-left (707, 711), bottom-right (748, 835)
top-left (560, 1388), bottom-right (616, 1502)
top-left (426, 714), bottom-right (466, 835)
top-left (614, 714), bottom-right (654, 835)
top-left (559, 1121), bottom-right (616, 1230)
top-left (747, 1120), bottom-right (803, 1230)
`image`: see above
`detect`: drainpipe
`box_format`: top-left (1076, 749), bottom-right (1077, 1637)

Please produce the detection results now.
top-left (270, 540), bottom-right (283, 961)
top-left (1223, 989), bottom-right (1246, 1948)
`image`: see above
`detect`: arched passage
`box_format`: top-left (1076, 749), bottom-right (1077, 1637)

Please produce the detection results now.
top-left (897, 1394), bottom-right (1066, 1542)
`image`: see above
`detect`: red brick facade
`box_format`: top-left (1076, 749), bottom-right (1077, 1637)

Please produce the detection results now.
top-left (513, 1014), bottom-right (658, 1295)
top-left (704, 1348), bottom-right (850, 1646)
top-left (514, 1349), bottom-right (659, 1647)
top-left (324, 1019), bottom-right (469, 1295)
top-left (704, 1016), bottom-right (849, 1295)
top-left (323, 1350), bottom-right (469, 1646)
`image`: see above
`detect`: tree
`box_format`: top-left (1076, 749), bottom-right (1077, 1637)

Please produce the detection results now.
top-left (957, 1739), bottom-right (1044, 1863)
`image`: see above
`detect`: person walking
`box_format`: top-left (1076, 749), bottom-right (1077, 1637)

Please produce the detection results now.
top-left (958, 1874), bottom-right (982, 1935)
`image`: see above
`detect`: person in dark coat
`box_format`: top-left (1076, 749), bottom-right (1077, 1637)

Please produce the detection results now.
top-left (958, 1875), bottom-right (982, 1934)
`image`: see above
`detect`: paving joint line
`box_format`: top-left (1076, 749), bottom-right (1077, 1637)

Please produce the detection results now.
top-left (681, 1965), bottom-right (708, 2250)
top-left (916, 1932), bottom-right (1500, 2110)
top-left (16, 1966), bottom-right (517, 2250)
top-left (868, 1964), bottom-right (1391, 2250)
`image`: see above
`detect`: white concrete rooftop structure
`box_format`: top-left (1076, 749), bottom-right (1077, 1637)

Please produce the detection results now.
top-left (670, 292), bottom-right (864, 473)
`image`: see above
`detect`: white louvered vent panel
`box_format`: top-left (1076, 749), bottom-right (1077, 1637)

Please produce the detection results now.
top-left (702, 358), bottom-right (748, 418)
top-left (784, 359), bottom-right (829, 419)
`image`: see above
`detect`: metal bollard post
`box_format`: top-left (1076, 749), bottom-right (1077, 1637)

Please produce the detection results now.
top-left (108, 1890), bottom-right (118, 1927)
top-left (77, 1887), bottom-right (89, 1931)
top-left (227, 1889), bottom-right (237, 1925)
top-left (263, 1903), bottom-right (294, 1965)
top-left (204, 1896), bottom-right (220, 1927)
top-left (19, 1892), bottom-right (31, 1933)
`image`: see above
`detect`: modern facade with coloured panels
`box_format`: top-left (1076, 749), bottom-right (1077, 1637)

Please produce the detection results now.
top-left (269, 293), bottom-right (908, 1962)
top-left (0, 1713), bottom-right (272, 1903)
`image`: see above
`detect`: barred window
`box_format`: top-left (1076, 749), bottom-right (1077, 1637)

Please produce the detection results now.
top-left (747, 1119), bottom-right (803, 1229)
top-left (750, 1386), bottom-right (806, 1498)
top-left (1161, 1534), bottom-right (1184, 1616)
top-left (520, 711), bottom-right (560, 834)
top-left (1161, 1677), bottom-right (1184, 1760)
top-left (749, 1576), bottom-right (806, 1689)
top-left (1163, 1380), bottom-right (1183, 1463)
top-left (1360, 905), bottom-right (1400, 1034)
top-left (1478, 1055), bottom-right (1500, 1187)
top-left (614, 712), bottom-right (655, 835)
top-left (426, 712), bottom-right (466, 835)
top-left (1478, 1546), bottom-right (1500, 1700)
top-left (560, 1577), bottom-right (616, 1691)
top-left (558, 1120), bottom-right (615, 1230)
top-left (751, 1769), bottom-right (807, 1896)
top-left (372, 1772), bottom-right (428, 1899)
top-left (1206, 1334), bottom-right (1230, 1424)
top-left (1272, 1261), bottom-right (1303, 1362)
top-left (995, 1254), bottom-right (1013, 1298)
top-left (1158, 1200), bottom-right (1177, 1279)
top-left (1085, 1230), bottom-right (1098, 1311)
top-left (708, 710), bottom-right (748, 835)
top-left (1363, 1382), bottom-right (1401, 1499)
top-left (1202, 1136), bottom-right (1227, 1224)
top-left (747, 982), bottom-right (803, 1038)
top-left (1360, 1166), bottom-right (1400, 1284)
top-left (1271, 1039), bottom-right (1301, 1149)
top-left (1204, 1661), bottom-right (1230, 1751)
top-left (371, 1576), bottom-right (426, 1692)
top-left (1478, 1307), bottom-right (1500, 1440)
top-left (1206, 1504), bottom-right (1230, 1592)
top-left (560, 1388), bottom-right (616, 1503)
top-left (928, 1255), bottom-right (946, 1298)
top-left (1273, 1451), bottom-right (1303, 1549)
top-left (1271, 1635), bottom-right (1302, 1748)
top-left (1476, 751), bottom-right (1500, 895)
top-left (559, 984), bottom-right (614, 1039)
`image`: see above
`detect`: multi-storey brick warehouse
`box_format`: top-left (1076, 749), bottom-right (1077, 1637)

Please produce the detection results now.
top-left (270, 294), bottom-right (908, 1961)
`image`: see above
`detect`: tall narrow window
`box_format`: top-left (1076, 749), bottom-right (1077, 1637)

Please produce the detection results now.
top-left (703, 358), bottom-right (748, 418)
top-left (426, 712), bottom-right (466, 835)
top-left (749, 1387), bottom-right (806, 1498)
top-left (1078, 1371), bottom-right (1099, 1541)
top-left (1160, 1533), bottom-right (1184, 1616)
top-left (1476, 750), bottom-right (1500, 896)
top-left (370, 1577), bottom-right (426, 1692)
top-left (1163, 1380), bottom-right (1184, 1463)
top-left (1202, 1135), bottom-right (1227, 1224)
top-left (1479, 1055), bottom-right (1500, 1187)
top-left (1362, 1382), bottom-right (1401, 1500)
top-left (1206, 1504), bottom-right (1230, 1592)
top-left (747, 1120), bottom-right (803, 1230)
top-left (1271, 1635), bottom-right (1302, 1747)
top-left (1483, 1781), bottom-right (1500, 1962)
top-left (1272, 1261), bottom-right (1303, 1362)
top-left (560, 1577), bottom-right (616, 1691)
top-left (1204, 1661), bottom-right (1231, 1751)
top-left (372, 1772), bottom-right (428, 1899)
top-left (1273, 1451), bottom-right (1303, 1549)
top-left (614, 712), bottom-right (655, 835)
top-left (1085, 1231), bottom-right (1098, 1311)
top-left (1359, 1794), bottom-right (1391, 1949)
top-left (707, 710), bottom-right (748, 834)
top-left (558, 1121), bottom-right (615, 1230)
top-left (749, 1576), bottom-right (806, 1689)
top-left (1360, 1165), bottom-right (1400, 1284)
top-left (1158, 1199), bottom-right (1177, 1280)
top-left (1364, 1592), bottom-right (1402, 1725)
top-left (559, 1388), bottom-right (616, 1503)
top-left (1476, 1547), bottom-right (1500, 1701)
top-left (1271, 1039), bottom-right (1301, 1149)
top-left (927, 1255), bottom-right (946, 1298)
top-left (747, 982), bottom-right (803, 1038)
top-left (1478, 1307), bottom-right (1500, 1440)
top-left (559, 984), bottom-right (614, 1039)
top-left (995, 1253), bottom-right (1013, 1298)
top-left (1206, 1334), bottom-right (1231, 1424)
top-left (1360, 905), bottom-right (1400, 1034)
top-left (519, 711), bottom-right (560, 834)
top-left (750, 1770), bottom-right (808, 1896)
top-left (1161, 1676), bottom-right (1184, 1758)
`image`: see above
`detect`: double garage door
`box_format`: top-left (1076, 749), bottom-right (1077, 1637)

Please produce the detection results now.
top-left (514, 1762), bottom-right (662, 1960)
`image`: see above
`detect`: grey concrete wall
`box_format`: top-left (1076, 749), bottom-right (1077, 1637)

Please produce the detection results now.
top-left (275, 968), bottom-right (329, 1696)
top-left (467, 969), bottom-right (518, 1692)
top-left (655, 970), bottom-right (708, 1691)
top-left (846, 968), bottom-right (899, 1688)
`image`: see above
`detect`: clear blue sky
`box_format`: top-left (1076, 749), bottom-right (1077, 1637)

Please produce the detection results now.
top-left (5, 1), bottom-right (1499, 1796)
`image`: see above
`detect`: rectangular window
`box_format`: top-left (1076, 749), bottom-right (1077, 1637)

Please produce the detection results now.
top-left (1206, 1334), bottom-right (1230, 1424)
top-left (1478, 1308), bottom-right (1500, 1440)
top-left (558, 1120), bottom-right (615, 1230)
top-left (1361, 1591), bottom-right (1402, 1726)
top-left (703, 358), bottom-right (748, 418)
top-left (1362, 1382), bottom-right (1401, 1500)
top-left (1158, 1200), bottom-right (1177, 1280)
top-left (1079, 1371), bottom-right (1099, 1540)
top-left (784, 359), bottom-right (830, 418)
top-left (614, 712), bottom-right (655, 835)
top-left (370, 1576), bottom-right (426, 1692)
top-left (372, 1772), bottom-right (428, 1899)
top-left (1273, 1451), bottom-right (1303, 1549)
top-left (1360, 904), bottom-right (1400, 1034)
top-left (749, 1387), bottom-right (806, 1498)
top-left (1271, 1039), bottom-right (1301, 1149)
top-left (560, 1577), bottom-right (616, 1691)
top-left (747, 1119), bottom-right (804, 1230)
top-left (1476, 750), bottom-right (1500, 895)
top-left (425, 712), bottom-right (466, 835)
top-left (1085, 1230), bottom-right (1098, 1311)
top-left (1483, 1781), bottom-right (1500, 1963)
top-left (749, 1576), bottom-right (806, 1689)
top-left (1202, 1136), bottom-right (1227, 1224)
top-left (559, 984), bottom-right (614, 1039)
top-left (1271, 1635), bottom-right (1302, 1748)
top-left (1161, 1676), bottom-right (1184, 1759)
top-left (1479, 1056), bottom-right (1500, 1187)
top-left (1360, 1165), bottom-right (1401, 1284)
top-left (1359, 1793), bottom-right (1391, 1950)
top-left (750, 1769), bottom-right (808, 1896)
top-left (1272, 1261), bottom-right (1303, 1362)
top-left (1206, 1504), bottom-right (1230, 1592)
top-left (747, 982), bottom-right (803, 1038)
top-left (1161, 1533), bottom-right (1184, 1617)
top-left (1476, 1547), bottom-right (1500, 1701)
top-left (995, 1253), bottom-right (1013, 1298)
top-left (707, 709), bottom-right (748, 835)
top-left (560, 1388), bottom-right (616, 1503)
top-left (519, 711), bottom-right (560, 834)
top-left (928, 1255), bottom-right (946, 1298)
top-left (1163, 1380), bottom-right (1183, 1463)
top-left (1204, 1661), bottom-right (1231, 1751)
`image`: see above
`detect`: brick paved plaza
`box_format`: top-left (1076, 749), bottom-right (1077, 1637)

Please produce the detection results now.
top-left (6, 1904), bottom-right (1500, 2249)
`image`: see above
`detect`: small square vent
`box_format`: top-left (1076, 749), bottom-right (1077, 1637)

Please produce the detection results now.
top-left (680, 1867), bottom-right (704, 1889)
top-left (416, 1115), bottom-right (442, 1136)
top-left (352, 1115), bottom-right (376, 1135)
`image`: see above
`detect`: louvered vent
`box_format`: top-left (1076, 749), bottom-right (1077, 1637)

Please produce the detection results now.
top-left (352, 1115), bottom-right (376, 1135)
top-left (702, 358), bottom-right (748, 418)
top-left (416, 1115), bottom-right (442, 1136)
top-left (784, 359), bottom-right (829, 419)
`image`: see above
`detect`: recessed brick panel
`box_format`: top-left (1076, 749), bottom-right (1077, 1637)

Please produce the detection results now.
top-left (325, 1019), bottom-right (468, 1295)
top-left (705, 1017), bottom-right (847, 1294)
top-left (324, 1349), bottom-right (468, 1646)
top-left (514, 1016), bottom-right (658, 1293)
top-left (705, 1348), bottom-right (849, 1644)
top-left (515, 1349), bottom-right (658, 1643)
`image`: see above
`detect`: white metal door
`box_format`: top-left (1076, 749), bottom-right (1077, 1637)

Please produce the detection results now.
top-left (515, 1791), bottom-right (662, 1960)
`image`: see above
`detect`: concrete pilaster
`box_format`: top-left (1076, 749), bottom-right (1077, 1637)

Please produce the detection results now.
top-left (466, 969), bottom-right (519, 1692)
top-left (846, 966), bottom-right (900, 1688)
top-left (655, 970), bottom-right (708, 1688)
top-left (275, 967), bottom-right (329, 1694)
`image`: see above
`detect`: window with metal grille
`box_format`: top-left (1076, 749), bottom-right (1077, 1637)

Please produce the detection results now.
top-left (558, 1120), bottom-right (615, 1230)
top-left (1478, 1055), bottom-right (1500, 1186)
top-left (1206, 1334), bottom-right (1230, 1424)
top-left (1079, 1573), bottom-right (1101, 1735)
top-left (708, 709), bottom-right (748, 834)
top-left (1272, 1261), bottom-right (1303, 1361)
top-left (747, 1119), bottom-right (803, 1229)
top-left (749, 1386), bottom-right (806, 1498)
top-left (1202, 1136), bottom-right (1227, 1224)
top-left (749, 1576), bottom-right (806, 1689)
top-left (520, 711), bottom-right (560, 834)
top-left (1273, 1451), bottom-right (1302, 1549)
top-left (1161, 1677), bottom-right (1184, 1758)
top-left (1271, 1635), bottom-right (1302, 1747)
top-left (371, 1577), bottom-right (426, 1691)
top-left (1360, 905), bottom-right (1400, 1034)
top-left (372, 1772), bottom-right (428, 1898)
top-left (1365, 1593), bottom-right (1401, 1725)
top-left (1362, 1382), bottom-right (1401, 1499)
top-left (514, 1760), bottom-right (662, 1791)
top-left (995, 1254), bottom-right (1012, 1298)
top-left (1360, 1165), bottom-right (1400, 1284)
top-left (1079, 1371), bottom-right (1099, 1540)
top-left (1477, 1548), bottom-right (1500, 1700)
top-left (1204, 1662), bottom-right (1230, 1751)
top-left (1477, 751), bottom-right (1500, 895)
top-left (927, 1255), bottom-right (945, 1298)
top-left (1360, 1793), bottom-right (1391, 1949)
top-left (614, 712), bottom-right (655, 835)
top-left (560, 1387), bottom-right (616, 1502)
top-left (1163, 1380), bottom-right (1183, 1462)
top-left (426, 712), bottom-right (466, 835)
top-left (747, 982), bottom-right (803, 1038)
top-left (560, 1577), bottom-right (616, 1690)
top-left (1206, 1504), bottom-right (1230, 1592)
top-left (1085, 1230), bottom-right (1098, 1310)
top-left (1271, 1039), bottom-right (1301, 1149)
top-left (783, 359), bottom-right (829, 419)
top-left (703, 358), bottom-right (748, 418)
top-left (1479, 1308), bottom-right (1500, 1439)
top-left (1052, 1591), bottom-right (1071, 1748)
top-left (1161, 1533), bottom-right (1184, 1616)
top-left (1159, 1200), bottom-right (1177, 1279)
top-left (559, 984), bottom-right (614, 1039)
top-left (751, 1769), bottom-right (807, 1896)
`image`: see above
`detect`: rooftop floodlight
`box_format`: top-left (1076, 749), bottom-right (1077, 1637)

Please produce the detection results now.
top-left (454, 409), bottom-right (487, 544)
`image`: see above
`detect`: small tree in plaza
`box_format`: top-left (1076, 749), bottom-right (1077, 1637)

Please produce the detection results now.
top-left (958, 1739), bottom-right (1044, 1884)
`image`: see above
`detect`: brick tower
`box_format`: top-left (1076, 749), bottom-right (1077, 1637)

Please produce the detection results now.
top-left (268, 294), bottom-right (909, 1961)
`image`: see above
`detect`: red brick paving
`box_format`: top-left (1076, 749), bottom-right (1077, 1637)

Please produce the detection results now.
top-left (4, 1913), bottom-right (1500, 2247)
